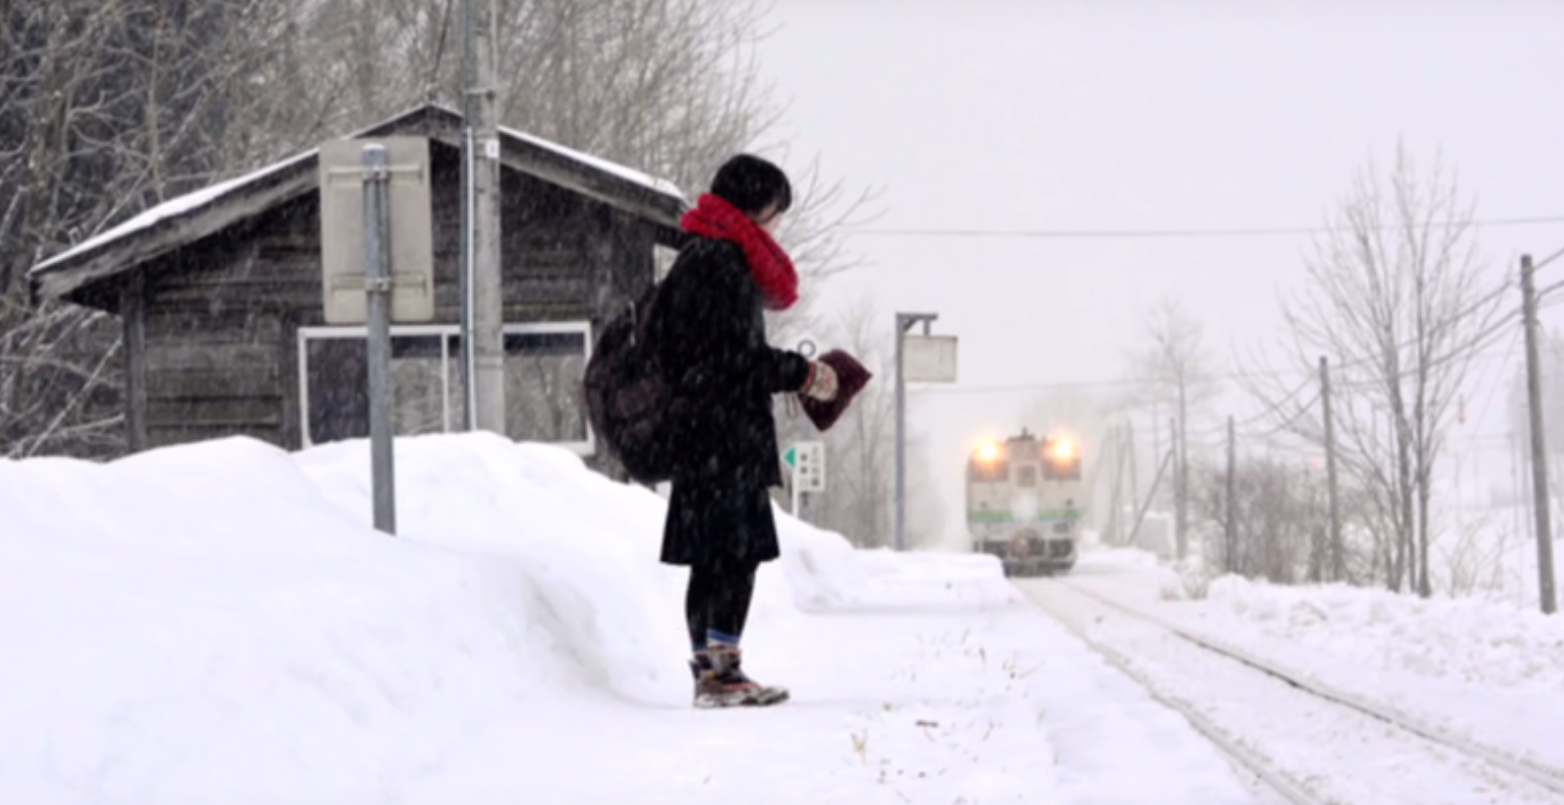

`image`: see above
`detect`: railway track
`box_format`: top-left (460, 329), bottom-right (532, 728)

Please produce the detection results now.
top-left (1022, 578), bottom-right (1564, 805)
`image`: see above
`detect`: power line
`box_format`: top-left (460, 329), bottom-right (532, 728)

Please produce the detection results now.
top-left (914, 343), bottom-right (1528, 399)
top-left (1461, 326), bottom-right (1524, 459)
top-left (1315, 280), bottom-right (1516, 380)
top-left (1536, 276), bottom-right (1564, 302)
top-left (1535, 244), bottom-right (1564, 272)
top-left (427, 0), bottom-right (456, 99)
top-left (844, 215), bottom-right (1564, 241)
top-left (1334, 308), bottom-right (1523, 391)
top-left (1229, 376), bottom-right (1316, 434)
top-left (914, 369), bottom-right (1299, 397)
top-left (1249, 390), bottom-right (1323, 441)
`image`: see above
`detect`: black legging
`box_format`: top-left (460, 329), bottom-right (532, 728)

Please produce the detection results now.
top-left (686, 561), bottom-right (758, 649)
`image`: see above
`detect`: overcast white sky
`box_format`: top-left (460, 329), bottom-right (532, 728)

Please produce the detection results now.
top-left (752, 0), bottom-right (1564, 546)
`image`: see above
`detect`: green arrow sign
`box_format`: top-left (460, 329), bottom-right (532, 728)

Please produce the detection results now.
top-left (783, 446), bottom-right (797, 468)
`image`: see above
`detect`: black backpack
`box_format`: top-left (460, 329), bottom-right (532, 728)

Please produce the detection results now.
top-left (585, 281), bottom-right (679, 483)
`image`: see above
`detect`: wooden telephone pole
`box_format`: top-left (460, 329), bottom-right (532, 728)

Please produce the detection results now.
top-left (1521, 253), bottom-right (1557, 614)
top-left (463, 0), bottom-right (506, 431)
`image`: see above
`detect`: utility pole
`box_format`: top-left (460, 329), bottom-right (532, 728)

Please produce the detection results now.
top-left (1225, 415), bottom-right (1236, 574)
top-left (1151, 401), bottom-right (1162, 493)
top-left (1119, 425), bottom-right (1132, 543)
top-left (1172, 412), bottom-right (1187, 559)
top-left (1521, 253), bottom-right (1557, 614)
top-left (465, 0), bottom-right (505, 432)
top-left (1086, 425), bottom-right (1115, 542)
top-left (1129, 446), bottom-right (1176, 552)
top-left (1105, 426), bottom-right (1124, 544)
top-left (1128, 419), bottom-right (1140, 539)
top-left (1321, 356), bottom-right (1343, 582)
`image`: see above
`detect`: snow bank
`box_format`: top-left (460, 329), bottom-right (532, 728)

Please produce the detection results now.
top-left (1072, 547), bottom-right (1564, 769)
top-left (0, 434), bottom-right (863, 800)
top-left (1200, 575), bottom-right (1564, 692)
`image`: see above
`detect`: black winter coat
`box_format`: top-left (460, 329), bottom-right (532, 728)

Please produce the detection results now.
top-left (651, 237), bottom-right (810, 567)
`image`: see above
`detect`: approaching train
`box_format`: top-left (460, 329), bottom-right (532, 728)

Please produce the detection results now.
top-left (966, 429), bottom-right (1085, 576)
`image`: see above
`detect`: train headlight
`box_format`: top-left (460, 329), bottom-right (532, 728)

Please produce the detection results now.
top-left (1050, 439), bottom-right (1076, 462)
top-left (976, 440), bottom-right (1000, 462)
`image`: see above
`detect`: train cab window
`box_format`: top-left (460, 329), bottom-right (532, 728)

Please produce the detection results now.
top-left (1044, 455), bottom-right (1082, 481)
top-left (970, 461), bottom-right (1009, 482)
top-left (1015, 465), bottom-right (1038, 488)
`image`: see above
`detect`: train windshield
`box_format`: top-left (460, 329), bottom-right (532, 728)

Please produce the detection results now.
top-left (970, 460), bottom-right (1009, 482)
top-left (1043, 455), bottom-right (1081, 481)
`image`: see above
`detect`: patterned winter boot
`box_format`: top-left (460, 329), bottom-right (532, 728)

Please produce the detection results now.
top-left (690, 645), bottom-right (789, 708)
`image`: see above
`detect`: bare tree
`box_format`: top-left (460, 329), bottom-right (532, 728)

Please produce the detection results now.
top-left (776, 297), bottom-right (942, 549)
top-left (1192, 456), bottom-right (1315, 583)
top-left (8, 0), bottom-right (872, 461)
top-left (285, 0), bottom-right (874, 285)
top-left (1, 0), bottom-right (305, 458)
top-left (1127, 296), bottom-right (1220, 559)
top-left (778, 297), bottom-right (892, 546)
top-left (1245, 144), bottom-right (1503, 597)
top-left (1189, 448), bottom-right (1388, 589)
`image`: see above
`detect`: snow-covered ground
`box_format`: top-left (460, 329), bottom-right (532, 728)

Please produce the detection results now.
top-left (1024, 575), bottom-right (1564, 804)
top-left (0, 435), bottom-right (1259, 804)
top-left (1064, 547), bottom-right (1564, 785)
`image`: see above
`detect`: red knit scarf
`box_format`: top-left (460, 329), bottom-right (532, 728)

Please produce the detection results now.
top-left (680, 193), bottom-right (799, 311)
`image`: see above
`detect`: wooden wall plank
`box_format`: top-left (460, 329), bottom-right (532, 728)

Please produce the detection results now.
top-left (121, 270), bottom-right (148, 452)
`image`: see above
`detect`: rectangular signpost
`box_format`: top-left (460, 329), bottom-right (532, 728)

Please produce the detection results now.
top-left (902, 334), bottom-right (959, 384)
top-left (318, 138), bottom-right (434, 536)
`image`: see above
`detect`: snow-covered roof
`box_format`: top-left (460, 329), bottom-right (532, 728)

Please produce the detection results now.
top-left (29, 103), bottom-right (687, 292)
top-left (499, 123), bottom-right (685, 201)
top-left (31, 151), bottom-right (319, 276)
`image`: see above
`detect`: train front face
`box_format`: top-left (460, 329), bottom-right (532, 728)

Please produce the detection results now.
top-left (966, 432), bottom-right (1084, 576)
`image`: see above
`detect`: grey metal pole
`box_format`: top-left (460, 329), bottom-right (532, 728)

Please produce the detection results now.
top-left (894, 312), bottom-right (939, 551)
top-left (1521, 254), bottom-right (1557, 614)
top-left (894, 313), bottom-right (908, 552)
top-left (1321, 356), bottom-right (1343, 582)
top-left (362, 144), bottom-right (396, 536)
top-left (460, 127), bottom-right (477, 430)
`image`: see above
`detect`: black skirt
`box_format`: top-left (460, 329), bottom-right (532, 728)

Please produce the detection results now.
top-left (660, 467), bottom-right (781, 568)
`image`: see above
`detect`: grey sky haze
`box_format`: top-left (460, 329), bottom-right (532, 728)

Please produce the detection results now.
top-left (754, 0), bottom-right (1564, 546)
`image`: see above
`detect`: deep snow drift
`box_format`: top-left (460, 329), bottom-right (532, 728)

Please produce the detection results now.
top-left (0, 435), bottom-right (1259, 803)
top-left (0, 434), bottom-right (862, 798)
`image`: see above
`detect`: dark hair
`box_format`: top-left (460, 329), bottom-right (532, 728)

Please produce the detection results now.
top-left (711, 154), bottom-right (792, 217)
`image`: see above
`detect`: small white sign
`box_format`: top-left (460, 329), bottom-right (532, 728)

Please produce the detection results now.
top-left (483, 137), bottom-right (501, 161)
top-left (786, 441), bottom-right (826, 493)
top-left (904, 334), bottom-right (958, 383)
